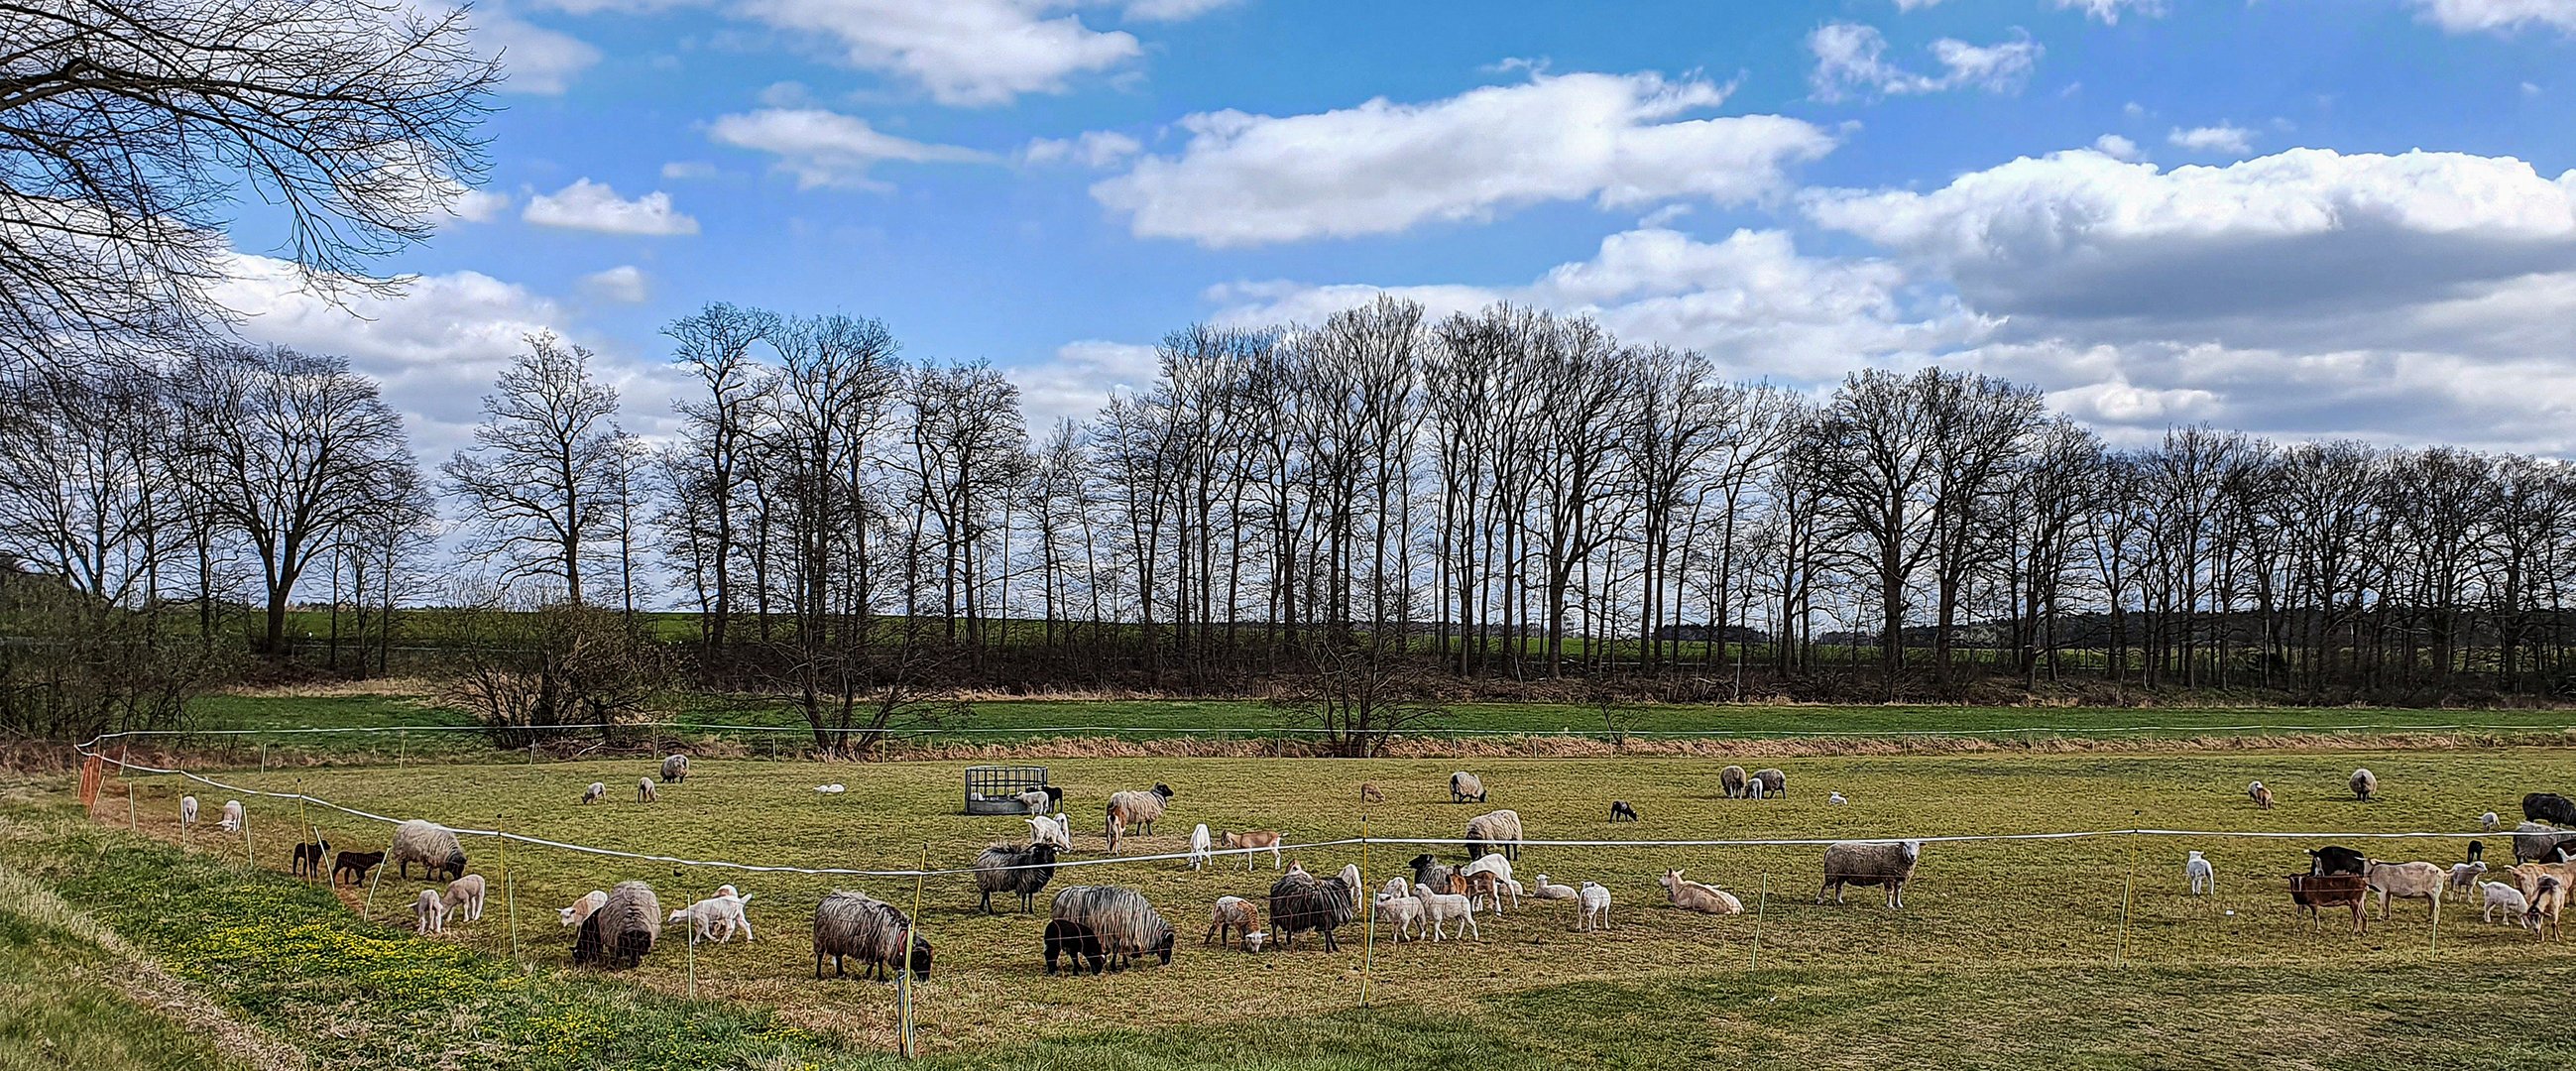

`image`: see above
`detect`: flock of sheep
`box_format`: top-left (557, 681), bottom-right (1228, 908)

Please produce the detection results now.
top-left (2245, 768), bottom-right (2576, 940)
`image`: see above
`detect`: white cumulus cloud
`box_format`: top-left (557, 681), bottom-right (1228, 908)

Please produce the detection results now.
top-left (2413, 0), bottom-right (2576, 33)
top-left (1810, 23), bottom-right (2043, 102)
top-left (2167, 123), bottom-right (2255, 155)
top-left (523, 178), bottom-right (700, 235)
top-left (580, 265), bottom-right (649, 302)
top-left (709, 108), bottom-right (993, 190)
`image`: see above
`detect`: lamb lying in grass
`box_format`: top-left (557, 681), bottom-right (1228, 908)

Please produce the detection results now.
top-left (1530, 875), bottom-right (1577, 900)
top-left (1661, 869), bottom-right (1743, 914)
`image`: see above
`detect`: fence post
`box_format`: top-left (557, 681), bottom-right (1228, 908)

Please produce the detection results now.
top-left (1751, 872), bottom-right (1768, 969)
top-left (364, 855), bottom-right (387, 920)
top-left (260, 743), bottom-right (268, 774)
top-left (399, 730), bottom-right (407, 767)
top-left (1358, 811), bottom-right (1374, 1009)
top-left (242, 812), bottom-right (255, 868)
top-left (2116, 811), bottom-right (2139, 968)
top-left (500, 814), bottom-right (518, 962)
top-left (126, 783), bottom-right (136, 832)
top-left (900, 841), bottom-right (928, 1059)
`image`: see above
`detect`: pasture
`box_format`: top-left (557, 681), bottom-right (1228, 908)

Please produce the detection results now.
top-left (94, 744), bottom-right (2576, 1061)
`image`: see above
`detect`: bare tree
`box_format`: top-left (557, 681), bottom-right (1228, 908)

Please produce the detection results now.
top-left (444, 333), bottom-right (625, 605)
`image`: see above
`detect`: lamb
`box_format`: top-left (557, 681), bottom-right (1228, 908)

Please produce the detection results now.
top-left (2468, 840), bottom-right (2486, 864)
top-left (2185, 851), bottom-right (2214, 895)
top-left (2349, 768), bottom-right (2378, 801)
top-left (1819, 840), bottom-right (1923, 908)
top-left (292, 836), bottom-right (331, 879)
top-left (218, 799), bottom-right (244, 833)
top-left (581, 781), bottom-right (606, 805)
top-left (1577, 882), bottom-right (1611, 932)
top-left (2531, 877), bottom-right (2568, 940)
top-left (1828, 790), bottom-right (1849, 805)
top-left (1026, 813), bottom-right (1072, 850)
top-left (443, 874), bottom-right (487, 923)
top-left (2364, 860), bottom-right (2446, 922)
top-left (1464, 809), bottom-right (1524, 863)
top-left (574, 882), bottom-right (661, 969)
top-left (1103, 784), bottom-right (1174, 852)
top-left (1360, 782), bottom-right (1384, 804)
top-left (2449, 861), bottom-right (2489, 893)
top-left (660, 753), bottom-right (689, 783)
top-left (1049, 886), bottom-right (1175, 970)
top-left (2248, 780), bottom-right (2275, 809)
top-left (2482, 879), bottom-right (2529, 924)
top-left (1411, 883), bottom-right (1481, 940)
top-left (330, 850), bottom-right (383, 887)
top-left (1751, 769), bottom-right (1787, 797)
top-left (1044, 919), bottom-right (1105, 975)
top-left (1744, 779), bottom-right (1767, 800)
top-left (1373, 892), bottom-right (1424, 942)
top-left (813, 783), bottom-right (845, 796)
top-left (387, 819), bottom-right (468, 882)
top-left (178, 794), bottom-right (197, 830)
top-left (414, 889), bottom-right (448, 934)
top-left (2512, 822), bottom-right (2576, 864)
top-left (1268, 863), bottom-right (1362, 951)
top-left (1719, 766), bottom-right (1747, 798)
top-left (636, 777), bottom-right (657, 803)
top-left (1661, 869), bottom-right (1744, 914)
top-left (973, 843), bottom-right (1059, 914)
top-left (814, 890), bottom-right (929, 981)
top-left (1609, 800), bottom-right (1638, 822)
top-left (1461, 853), bottom-right (1516, 911)
top-left (558, 890), bottom-right (609, 927)
top-left (2484, 811), bottom-right (2503, 832)
top-left (1450, 772), bottom-right (1486, 803)
top-left (669, 892), bottom-right (755, 944)
top-left (1222, 830), bottom-right (1283, 871)
top-left (1188, 824), bottom-right (1213, 871)
top-left (2307, 845), bottom-right (2367, 876)
top-left (2525, 791), bottom-right (2576, 827)
top-left (1206, 895), bottom-right (1263, 948)
top-left (1381, 877), bottom-right (1410, 898)
top-left (1530, 875), bottom-right (1578, 900)
top-left (1015, 788), bottom-right (1052, 814)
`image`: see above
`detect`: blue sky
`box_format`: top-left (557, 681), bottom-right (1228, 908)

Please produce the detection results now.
top-left (217, 0), bottom-right (2576, 456)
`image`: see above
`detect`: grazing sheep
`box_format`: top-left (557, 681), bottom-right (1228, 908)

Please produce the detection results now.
top-left (2532, 877), bottom-right (2568, 939)
top-left (558, 890), bottom-right (609, 927)
top-left (660, 754), bottom-right (689, 783)
top-left (1450, 772), bottom-right (1486, 803)
top-left (1577, 882), bottom-right (1611, 932)
top-left (1531, 875), bottom-right (1578, 900)
top-left (2185, 851), bottom-right (2214, 895)
top-left (1026, 813), bottom-right (1072, 851)
top-left (1360, 782), bottom-right (1384, 805)
top-left (2307, 845), bottom-right (2368, 876)
top-left (1222, 830), bottom-right (1283, 871)
top-left (1661, 869), bottom-right (1744, 914)
top-left (2469, 840), bottom-right (2487, 864)
top-left (2513, 822), bottom-right (2576, 864)
top-left (292, 836), bottom-right (332, 879)
top-left (1188, 824), bottom-right (1213, 871)
top-left (387, 820), bottom-right (468, 882)
top-left (1412, 883), bottom-right (1481, 941)
top-left (218, 800), bottom-right (244, 834)
top-left (2249, 780), bottom-right (2275, 809)
top-left (1373, 892), bottom-right (1424, 942)
top-left (1103, 784), bottom-right (1174, 852)
top-left (973, 843), bottom-right (1059, 914)
top-left (443, 875), bottom-right (487, 923)
top-left (178, 795), bottom-right (197, 830)
top-left (1464, 810), bottom-right (1524, 863)
top-left (1828, 790), bottom-right (1849, 805)
top-left (1609, 800), bottom-right (1638, 822)
top-left (581, 781), bottom-right (606, 805)
top-left (2484, 811), bottom-right (2503, 832)
top-left (2349, 768), bottom-right (2378, 801)
top-left (575, 882), bottom-right (662, 969)
top-left (414, 889), bottom-right (448, 934)
top-left (1381, 877), bottom-right (1410, 899)
top-left (1206, 895), bottom-right (1263, 948)
top-left (1819, 841), bottom-right (1923, 908)
top-left (2450, 861), bottom-right (2489, 893)
top-left (2482, 879), bottom-right (2530, 924)
top-left (1015, 788), bottom-right (1053, 815)
top-left (1050, 886), bottom-right (1175, 970)
top-left (669, 892), bottom-right (755, 945)
top-left (1751, 769), bottom-right (1787, 797)
top-left (330, 850), bottom-right (383, 887)
top-left (2525, 792), bottom-right (2576, 827)
top-left (1044, 918), bottom-right (1105, 975)
top-left (1719, 766), bottom-right (1747, 798)
top-left (1268, 863), bottom-right (1362, 952)
top-left (2364, 860), bottom-right (2446, 922)
top-left (636, 778), bottom-right (657, 803)
top-left (814, 891), bottom-right (930, 981)
top-left (1744, 779), bottom-right (1767, 800)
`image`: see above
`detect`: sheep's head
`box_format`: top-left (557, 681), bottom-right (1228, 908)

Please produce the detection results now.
top-left (1153, 783), bottom-right (1174, 799)
top-left (1241, 930), bottom-right (1266, 952)
top-left (1337, 863), bottom-right (1361, 892)
top-left (1151, 930), bottom-right (1177, 965)
top-left (905, 935), bottom-right (934, 980)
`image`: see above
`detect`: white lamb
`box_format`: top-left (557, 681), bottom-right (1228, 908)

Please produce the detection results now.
top-left (582, 781), bottom-right (607, 805)
top-left (1828, 790), bottom-right (1849, 805)
top-left (1026, 813), bottom-right (1072, 850)
top-left (1189, 824), bottom-right (1214, 871)
top-left (2450, 861), bottom-right (2489, 893)
top-left (557, 890), bottom-right (609, 927)
top-left (1412, 884), bottom-right (1481, 941)
top-left (218, 799), bottom-right (244, 834)
top-left (2185, 851), bottom-right (2214, 895)
top-left (669, 892), bottom-right (756, 944)
top-left (2484, 811), bottom-right (2503, 833)
top-left (1461, 853), bottom-right (1517, 912)
top-left (1578, 882), bottom-right (1612, 932)
top-left (413, 889), bottom-right (449, 934)
top-left (443, 875), bottom-right (487, 923)
top-left (1373, 892), bottom-right (1425, 942)
top-left (1530, 875), bottom-right (1578, 900)
top-left (2483, 880), bottom-right (2529, 924)
top-left (1381, 877), bottom-right (1410, 899)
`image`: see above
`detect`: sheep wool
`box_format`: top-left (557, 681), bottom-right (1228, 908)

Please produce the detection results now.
top-left (1267, 863), bottom-right (1361, 952)
top-left (1578, 882), bottom-right (1612, 931)
top-left (218, 799), bottom-right (244, 833)
top-left (1103, 784), bottom-right (1173, 852)
top-left (558, 890), bottom-right (609, 928)
top-left (1819, 840), bottom-right (1923, 908)
top-left (1718, 766), bottom-right (1747, 799)
top-left (2350, 768), bottom-right (2378, 801)
top-left (387, 820), bottom-right (468, 882)
top-left (574, 882), bottom-right (661, 969)
top-left (1751, 768), bottom-right (1788, 797)
top-left (1449, 772), bottom-right (1486, 804)
top-left (179, 795), bottom-right (197, 830)
top-left (581, 781), bottom-right (606, 805)
top-left (815, 891), bottom-right (930, 981)
top-left (1050, 886), bottom-right (1175, 970)
top-left (1464, 809), bottom-right (1524, 863)
top-left (413, 889), bottom-right (448, 934)
top-left (661, 754), bottom-right (689, 783)
top-left (973, 843), bottom-right (1059, 914)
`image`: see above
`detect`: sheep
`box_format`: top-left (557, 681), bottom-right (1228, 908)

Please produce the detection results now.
top-left (1381, 877), bottom-right (1410, 899)
top-left (1412, 883), bottom-right (1480, 941)
top-left (330, 850), bottom-right (383, 887)
top-left (636, 778), bottom-right (657, 803)
top-left (1373, 892), bottom-right (1424, 942)
top-left (1461, 853), bottom-right (1516, 911)
top-left (443, 875), bottom-right (487, 923)
top-left (1026, 813), bottom-right (1071, 850)
top-left (2531, 877), bottom-right (2568, 940)
top-left (1103, 784), bottom-right (1174, 852)
top-left (1828, 790), bottom-right (1849, 805)
top-left (2364, 860), bottom-right (2446, 922)
top-left (2525, 791), bottom-right (2576, 827)
top-left (178, 794), bottom-right (197, 831)
top-left (2307, 845), bottom-right (2368, 876)
top-left (1819, 841), bottom-right (1923, 908)
top-left (1751, 769), bottom-right (1787, 797)
top-left (1188, 824), bottom-right (1213, 871)
top-left (2449, 861), bottom-right (2489, 894)
top-left (581, 781), bottom-right (606, 805)
top-left (2185, 851), bottom-right (2214, 895)
top-left (2482, 879), bottom-right (2530, 924)
top-left (1268, 863), bottom-right (1362, 952)
top-left (2248, 780), bottom-right (2275, 809)
top-left (1609, 800), bottom-right (1638, 822)
top-left (660, 753), bottom-right (689, 783)
top-left (1222, 830), bottom-right (1283, 871)
top-left (1578, 882), bottom-right (1612, 932)
top-left (1464, 809), bottom-right (1524, 863)
top-left (1450, 772), bottom-right (1486, 803)
top-left (1531, 874), bottom-right (1578, 900)
top-left (292, 836), bottom-right (332, 879)
top-left (387, 820), bottom-right (468, 882)
top-left (1015, 788), bottom-right (1052, 814)
top-left (1744, 779), bottom-right (1767, 801)
top-left (1409, 854), bottom-right (1457, 897)
top-left (218, 799), bottom-right (244, 834)
top-left (2348, 768), bottom-right (2379, 801)
top-left (1050, 886), bottom-right (1175, 970)
top-left (558, 890), bottom-right (608, 927)
top-left (973, 843), bottom-right (1059, 914)
top-left (414, 889), bottom-right (448, 934)
top-left (2513, 822), bottom-right (2576, 864)
top-left (1206, 895), bottom-right (1263, 948)
top-left (1360, 782), bottom-right (1384, 805)
top-left (1719, 766), bottom-right (1747, 798)
top-left (814, 891), bottom-right (929, 981)
top-left (575, 882), bottom-right (661, 969)
top-left (669, 892), bottom-right (755, 945)
top-left (1661, 869), bottom-right (1744, 914)
top-left (2469, 840), bottom-right (2487, 865)
top-left (2484, 811), bottom-right (2503, 832)
top-left (1044, 919), bottom-right (1105, 975)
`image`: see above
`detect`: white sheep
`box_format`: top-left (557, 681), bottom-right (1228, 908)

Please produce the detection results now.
top-left (1578, 882), bottom-right (1612, 932)
top-left (1188, 824), bottom-right (1213, 871)
top-left (2484, 811), bottom-right (2503, 833)
top-left (413, 889), bottom-right (449, 934)
top-left (1828, 790), bottom-right (1848, 805)
top-left (2482, 880), bottom-right (2529, 924)
top-left (582, 781), bottom-right (607, 805)
top-left (1462, 853), bottom-right (1517, 912)
top-left (1373, 892), bottom-right (1425, 942)
top-left (1026, 813), bottom-right (1072, 850)
top-left (178, 795), bottom-right (197, 830)
top-left (669, 892), bottom-right (756, 944)
top-left (2449, 861), bottom-right (2489, 893)
top-left (443, 875), bottom-right (487, 923)
top-left (218, 799), bottom-right (244, 834)
top-left (2364, 860), bottom-right (2446, 923)
top-left (1381, 877), bottom-right (1410, 899)
top-left (1411, 884), bottom-right (1481, 941)
top-left (815, 783), bottom-right (846, 795)
top-left (1530, 875), bottom-right (1578, 900)
top-left (636, 777), bottom-right (657, 803)
top-left (558, 890), bottom-right (609, 928)
top-left (2185, 851), bottom-right (2214, 895)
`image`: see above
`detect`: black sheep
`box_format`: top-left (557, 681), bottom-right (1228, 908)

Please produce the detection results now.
top-left (1609, 800), bottom-right (1639, 822)
top-left (1043, 918), bottom-right (1105, 975)
top-left (330, 850), bottom-right (383, 887)
top-left (974, 843), bottom-right (1059, 914)
top-left (2307, 845), bottom-right (2367, 876)
top-left (1267, 864), bottom-right (1360, 952)
top-left (2525, 792), bottom-right (2576, 828)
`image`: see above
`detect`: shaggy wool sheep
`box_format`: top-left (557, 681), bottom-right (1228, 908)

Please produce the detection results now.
top-left (2249, 780), bottom-right (2275, 809)
top-left (973, 843), bottom-right (1059, 914)
top-left (2525, 792), bottom-right (2576, 827)
top-left (1464, 810), bottom-right (1524, 863)
top-left (330, 850), bottom-right (382, 887)
top-left (1050, 886), bottom-right (1175, 970)
top-left (1268, 863), bottom-right (1362, 952)
top-left (414, 889), bottom-right (448, 934)
top-left (1751, 769), bottom-right (1787, 798)
top-left (1578, 882), bottom-right (1611, 932)
top-left (1450, 772), bottom-right (1486, 804)
top-left (814, 891), bottom-right (929, 981)
top-left (218, 799), bottom-right (244, 833)
top-left (2364, 860), bottom-right (2446, 922)
top-left (1409, 854), bottom-right (1456, 898)
top-left (558, 890), bottom-right (609, 927)
top-left (1661, 869), bottom-right (1744, 914)
top-left (1819, 841), bottom-right (1923, 908)
top-left (2349, 768), bottom-right (2378, 801)
top-left (1718, 766), bottom-right (1747, 799)
top-left (1530, 875), bottom-right (1577, 900)
top-left (581, 781), bottom-right (606, 805)
top-left (178, 795), bottom-right (197, 830)
top-left (574, 882), bottom-right (661, 969)
top-left (2185, 851), bottom-right (2214, 895)
top-left (1222, 830), bottom-right (1282, 871)
top-left (2483, 879), bottom-right (2530, 924)
top-left (443, 875), bottom-right (487, 923)
top-left (660, 754), bottom-right (689, 783)
top-left (387, 820), bottom-right (467, 882)
top-left (1103, 784), bottom-right (1174, 853)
